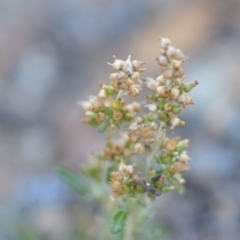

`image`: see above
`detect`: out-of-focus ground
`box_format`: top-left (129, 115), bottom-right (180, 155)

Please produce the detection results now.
top-left (0, 0), bottom-right (240, 239)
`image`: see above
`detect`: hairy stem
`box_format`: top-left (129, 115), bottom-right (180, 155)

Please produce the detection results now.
top-left (146, 121), bottom-right (166, 174)
top-left (124, 205), bottom-right (136, 240)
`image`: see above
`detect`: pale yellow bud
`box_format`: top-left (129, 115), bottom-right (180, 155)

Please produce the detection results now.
top-left (178, 95), bottom-right (194, 105)
top-left (150, 122), bottom-right (158, 130)
top-left (124, 103), bottom-right (135, 113)
top-left (143, 77), bottom-right (157, 91)
top-left (175, 77), bottom-right (184, 85)
top-left (166, 45), bottom-right (177, 58)
top-left (178, 94), bottom-right (187, 104)
top-left (98, 89), bottom-right (107, 98)
top-left (118, 71), bottom-right (129, 79)
top-left (145, 138), bottom-right (154, 146)
top-left (173, 68), bottom-right (185, 78)
top-left (128, 132), bottom-right (139, 143)
top-left (118, 159), bottom-right (134, 176)
top-left (185, 96), bottom-right (195, 105)
top-left (156, 74), bottom-right (166, 85)
top-left (122, 55), bottom-right (133, 75)
top-left (79, 101), bottom-right (93, 111)
top-left (176, 49), bottom-right (186, 60)
top-left (134, 116), bottom-right (142, 124)
top-left (111, 171), bottom-right (124, 181)
top-left (132, 60), bottom-right (146, 71)
top-left (158, 55), bottom-right (168, 66)
top-left (110, 73), bottom-right (119, 81)
top-left (165, 138), bottom-right (179, 151)
top-left (164, 102), bottom-right (173, 111)
top-left (107, 57), bottom-right (123, 71)
top-left (173, 60), bottom-right (182, 69)
top-left (134, 142), bottom-right (145, 155)
top-left (96, 112), bottom-right (105, 122)
top-left (112, 190), bottom-right (121, 199)
top-left (170, 88), bottom-right (180, 99)
top-left (156, 86), bottom-right (169, 98)
top-left (131, 72), bottom-right (142, 83)
top-left (129, 84), bottom-right (141, 97)
top-left (113, 111), bottom-right (123, 121)
top-left (104, 97), bottom-right (114, 107)
top-left (132, 102), bottom-right (141, 112)
top-left (129, 122), bottom-right (139, 131)
top-left (163, 69), bottom-right (173, 79)
top-left (118, 159), bottom-right (126, 172)
top-left (110, 180), bottom-right (121, 189)
top-left (170, 117), bottom-right (180, 128)
top-left (159, 37), bottom-right (171, 48)
top-left (117, 79), bottom-right (128, 90)
top-left (179, 152), bottom-right (190, 163)
top-left (169, 162), bottom-right (189, 173)
top-left (139, 125), bottom-right (153, 139)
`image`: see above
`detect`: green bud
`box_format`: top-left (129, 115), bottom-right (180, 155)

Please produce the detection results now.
top-left (158, 99), bottom-right (165, 110)
top-left (148, 112), bottom-right (157, 122)
top-left (172, 173), bottom-right (186, 184)
top-left (161, 154), bottom-right (172, 164)
top-left (147, 94), bottom-right (157, 101)
top-left (103, 85), bottom-right (116, 95)
top-left (154, 181), bottom-right (164, 190)
top-left (123, 112), bottom-right (133, 122)
top-left (176, 139), bottom-right (190, 152)
top-left (114, 155), bottom-right (121, 163)
top-left (119, 185), bottom-right (130, 194)
top-left (86, 111), bottom-right (96, 118)
top-left (162, 185), bottom-right (175, 193)
top-left (108, 118), bottom-right (115, 125)
top-left (103, 107), bottom-right (113, 115)
top-left (172, 106), bottom-right (183, 114)
top-left (135, 184), bottom-right (146, 193)
top-left (162, 169), bottom-right (171, 177)
top-left (112, 100), bottom-right (123, 110)
top-left (183, 81), bottom-right (198, 92)
top-left (88, 118), bottom-right (99, 126)
top-left (158, 112), bottom-right (168, 122)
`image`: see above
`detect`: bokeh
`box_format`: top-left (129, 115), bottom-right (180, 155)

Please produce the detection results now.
top-left (0, 0), bottom-right (240, 239)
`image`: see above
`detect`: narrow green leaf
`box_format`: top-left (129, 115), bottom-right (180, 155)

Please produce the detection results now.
top-left (98, 121), bottom-right (108, 132)
top-left (110, 211), bottom-right (127, 234)
top-left (56, 165), bottom-right (89, 195)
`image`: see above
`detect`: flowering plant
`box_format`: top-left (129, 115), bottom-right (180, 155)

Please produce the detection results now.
top-left (57, 38), bottom-right (198, 239)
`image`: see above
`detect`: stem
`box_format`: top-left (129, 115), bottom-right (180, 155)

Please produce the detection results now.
top-left (124, 212), bottom-right (134, 240)
top-left (146, 121), bottom-right (166, 174)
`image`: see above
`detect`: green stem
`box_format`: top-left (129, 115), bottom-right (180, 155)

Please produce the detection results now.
top-left (124, 212), bottom-right (134, 240)
top-left (146, 121), bottom-right (166, 174)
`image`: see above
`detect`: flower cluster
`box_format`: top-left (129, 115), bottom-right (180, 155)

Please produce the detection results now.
top-left (80, 38), bottom-right (197, 199)
top-left (109, 159), bottom-right (134, 199)
top-left (144, 37), bottom-right (198, 129)
top-left (109, 55), bottom-right (145, 96)
top-left (80, 56), bottom-right (146, 132)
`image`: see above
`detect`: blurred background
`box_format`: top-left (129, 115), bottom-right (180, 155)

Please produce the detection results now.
top-left (0, 0), bottom-right (240, 239)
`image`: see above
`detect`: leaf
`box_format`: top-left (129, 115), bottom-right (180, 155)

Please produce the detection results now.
top-left (110, 211), bottom-right (127, 234)
top-left (98, 121), bottom-right (108, 133)
top-left (56, 165), bottom-right (89, 195)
